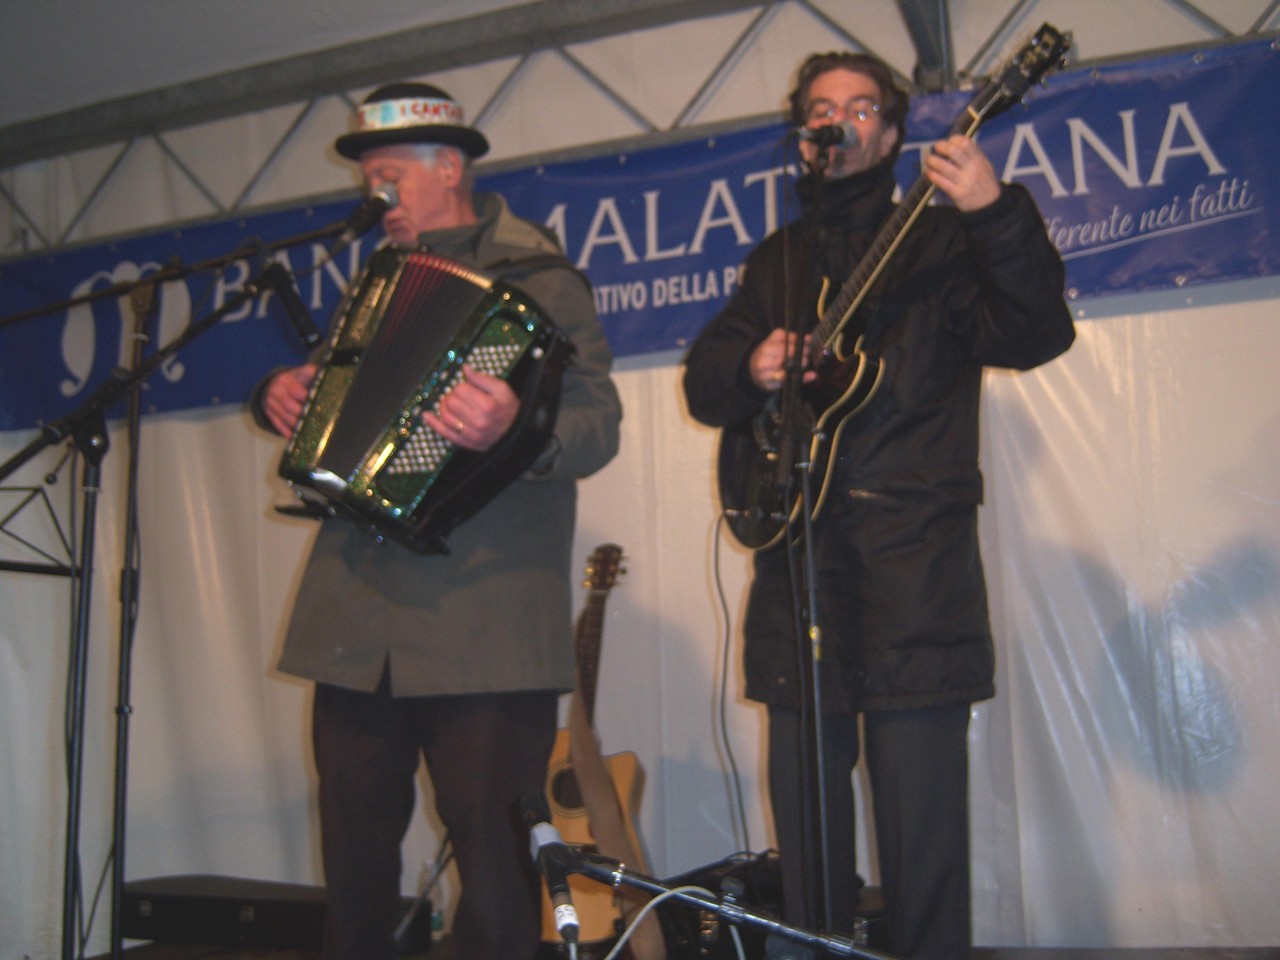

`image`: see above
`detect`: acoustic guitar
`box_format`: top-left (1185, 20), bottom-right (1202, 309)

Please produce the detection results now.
top-left (717, 22), bottom-right (1071, 550)
top-left (540, 544), bottom-right (661, 957)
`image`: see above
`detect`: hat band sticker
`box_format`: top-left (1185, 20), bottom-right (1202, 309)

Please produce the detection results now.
top-left (356, 97), bottom-right (466, 132)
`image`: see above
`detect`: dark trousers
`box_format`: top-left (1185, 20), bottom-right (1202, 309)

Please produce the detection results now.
top-left (767, 702), bottom-right (972, 960)
top-left (313, 679), bottom-right (559, 960)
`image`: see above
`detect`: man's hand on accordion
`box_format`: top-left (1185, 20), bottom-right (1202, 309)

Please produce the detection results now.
top-left (422, 364), bottom-right (520, 453)
top-left (264, 364), bottom-right (319, 437)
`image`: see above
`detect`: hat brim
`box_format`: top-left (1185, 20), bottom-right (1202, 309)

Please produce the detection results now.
top-left (334, 124), bottom-right (490, 161)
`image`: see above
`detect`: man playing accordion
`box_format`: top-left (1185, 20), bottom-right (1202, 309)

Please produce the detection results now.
top-left (252, 82), bottom-right (622, 960)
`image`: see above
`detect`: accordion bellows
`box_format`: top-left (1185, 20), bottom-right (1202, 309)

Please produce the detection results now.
top-left (279, 247), bottom-right (573, 553)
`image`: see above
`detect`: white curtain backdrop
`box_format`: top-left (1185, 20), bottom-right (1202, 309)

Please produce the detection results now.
top-left (3, 280), bottom-right (1279, 959)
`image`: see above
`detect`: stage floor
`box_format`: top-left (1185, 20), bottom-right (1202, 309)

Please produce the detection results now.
top-left (99, 872), bottom-right (1280, 960)
top-left (96, 942), bottom-right (1280, 960)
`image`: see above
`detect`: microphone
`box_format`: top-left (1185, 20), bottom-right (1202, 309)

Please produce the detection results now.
top-left (797, 121), bottom-right (858, 147)
top-left (334, 184), bottom-right (399, 248)
top-left (259, 261), bottom-right (321, 347)
top-left (521, 795), bottom-right (579, 948)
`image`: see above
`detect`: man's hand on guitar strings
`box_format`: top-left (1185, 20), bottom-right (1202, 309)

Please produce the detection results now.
top-left (750, 329), bottom-right (817, 392)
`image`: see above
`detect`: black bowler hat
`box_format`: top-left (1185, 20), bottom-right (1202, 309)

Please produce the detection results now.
top-left (334, 82), bottom-right (490, 160)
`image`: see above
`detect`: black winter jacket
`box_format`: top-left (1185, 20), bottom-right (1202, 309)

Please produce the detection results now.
top-left (682, 162), bottom-right (1075, 712)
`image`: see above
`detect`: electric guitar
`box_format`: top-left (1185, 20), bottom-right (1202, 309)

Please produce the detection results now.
top-left (718, 22), bottom-right (1071, 550)
top-left (540, 544), bottom-right (660, 957)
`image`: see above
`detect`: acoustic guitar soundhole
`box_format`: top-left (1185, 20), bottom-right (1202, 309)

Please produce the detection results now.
top-left (550, 767), bottom-right (584, 810)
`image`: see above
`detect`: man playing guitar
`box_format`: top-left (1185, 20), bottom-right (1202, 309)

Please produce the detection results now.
top-left (681, 40), bottom-right (1075, 960)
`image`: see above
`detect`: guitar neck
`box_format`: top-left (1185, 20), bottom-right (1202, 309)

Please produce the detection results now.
top-left (814, 172), bottom-right (937, 348)
top-left (574, 542), bottom-right (624, 724)
top-left (574, 591), bottom-right (608, 723)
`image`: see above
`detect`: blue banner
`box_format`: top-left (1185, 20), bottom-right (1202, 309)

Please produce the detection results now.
top-left (2, 38), bottom-right (1276, 431)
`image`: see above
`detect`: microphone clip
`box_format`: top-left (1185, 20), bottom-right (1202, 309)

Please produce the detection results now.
top-left (332, 184), bottom-right (400, 252)
top-left (522, 795), bottom-right (581, 947)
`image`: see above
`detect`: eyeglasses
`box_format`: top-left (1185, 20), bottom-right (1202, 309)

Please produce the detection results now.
top-left (804, 96), bottom-right (881, 124)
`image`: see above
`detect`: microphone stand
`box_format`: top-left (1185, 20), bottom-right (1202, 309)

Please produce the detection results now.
top-left (774, 143), bottom-right (835, 933)
top-left (572, 852), bottom-right (897, 960)
top-left (108, 281), bottom-right (152, 960)
top-left (0, 218), bottom-right (360, 332)
top-left (0, 211), bottom-right (361, 960)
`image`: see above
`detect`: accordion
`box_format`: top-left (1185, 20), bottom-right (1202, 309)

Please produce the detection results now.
top-left (279, 247), bottom-right (574, 554)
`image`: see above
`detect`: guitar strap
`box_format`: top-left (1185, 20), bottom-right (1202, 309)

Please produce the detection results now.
top-left (566, 691), bottom-right (667, 960)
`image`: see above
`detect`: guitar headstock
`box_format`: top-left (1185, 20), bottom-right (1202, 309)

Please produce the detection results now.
top-left (583, 543), bottom-right (625, 594)
top-left (996, 23), bottom-right (1071, 100)
top-left (967, 23), bottom-right (1071, 127)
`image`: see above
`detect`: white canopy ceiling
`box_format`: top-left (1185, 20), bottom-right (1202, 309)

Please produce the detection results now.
top-left (3, 0), bottom-right (1275, 167)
